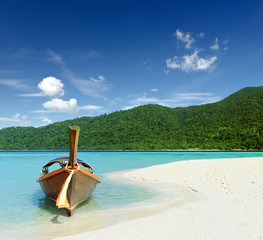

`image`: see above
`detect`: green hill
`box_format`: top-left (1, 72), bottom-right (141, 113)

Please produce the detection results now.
top-left (1, 86), bottom-right (263, 150)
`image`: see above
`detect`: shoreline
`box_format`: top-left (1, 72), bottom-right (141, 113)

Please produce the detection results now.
top-left (56, 157), bottom-right (263, 240)
top-left (1, 149), bottom-right (263, 152)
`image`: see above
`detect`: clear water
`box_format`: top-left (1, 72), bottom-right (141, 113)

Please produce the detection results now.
top-left (0, 151), bottom-right (263, 239)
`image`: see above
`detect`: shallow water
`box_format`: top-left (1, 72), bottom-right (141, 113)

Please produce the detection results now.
top-left (0, 151), bottom-right (263, 239)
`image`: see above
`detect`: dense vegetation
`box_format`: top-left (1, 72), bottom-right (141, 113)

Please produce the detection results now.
top-left (1, 86), bottom-right (263, 150)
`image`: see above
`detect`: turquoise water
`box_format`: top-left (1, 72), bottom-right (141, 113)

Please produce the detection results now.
top-left (0, 151), bottom-right (263, 239)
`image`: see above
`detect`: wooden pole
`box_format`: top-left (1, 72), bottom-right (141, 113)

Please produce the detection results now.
top-left (68, 126), bottom-right (80, 169)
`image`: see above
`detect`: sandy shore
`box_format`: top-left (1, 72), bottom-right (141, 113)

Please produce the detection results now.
top-left (56, 157), bottom-right (263, 240)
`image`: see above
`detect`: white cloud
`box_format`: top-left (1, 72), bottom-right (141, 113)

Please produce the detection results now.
top-left (122, 93), bottom-right (168, 110)
top-left (47, 49), bottom-right (64, 65)
top-left (110, 97), bottom-right (122, 106)
top-left (0, 68), bottom-right (16, 74)
top-left (19, 92), bottom-right (45, 97)
top-left (0, 79), bottom-right (29, 90)
top-left (201, 96), bottom-right (221, 104)
top-left (197, 32), bottom-right (205, 39)
top-left (12, 48), bottom-right (39, 58)
top-left (69, 75), bottom-right (110, 97)
top-left (45, 49), bottom-right (110, 98)
top-left (90, 75), bottom-right (105, 82)
top-left (13, 113), bottom-right (20, 119)
top-left (79, 105), bottom-right (102, 110)
top-left (122, 105), bottom-right (136, 110)
top-left (173, 29), bottom-right (195, 49)
top-left (31, 109), bottom-right (50, 113)
top-left (77, 51), bottom-right (101, 60)
top-left (172, 92), bottom-right (221, 105)
top-left (0, 113), bottom-right (28, 123)
top-left (166, 57), bottom-right (181, 69)
top-left (175, 92), bottom-right (213, 101)
top-left (166, 50), bottom-right (217, 72)
top-left (151, 88), bottom-right (158, 92)
top-left (38, 76), bottom-right (64, 98)
top-left (0, 117), bottom-right (21, 122)
top-left (166, 30), bottom-right (228, 74)
top-left (197, 56), bottom-right (217, 70)
top-left (222, 39), bottom-right (229, 51)
top-left (19, 76), bottom-right (64, 97)
top-left (35, 102), bottom-right (102, 114)
top-left (122, 97), bottom-right (167, 110)
top-left (130, 96), bottom-right (162, 105)
top-left (210, 38), bottom-right (219, 50)
top-left (122, 91), bottom-right (221, 110)
top-left (13, 113), bottom-right (27, 120)
top-left (164, 69), bottom-right (170, 74)
top-left (42, 98), bottom-right (79, 114)
top-left (42, 118), bottom-right (52, 124)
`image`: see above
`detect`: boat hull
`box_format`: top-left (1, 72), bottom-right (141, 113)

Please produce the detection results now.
top-left (37, 167), bottom-right (100, 216)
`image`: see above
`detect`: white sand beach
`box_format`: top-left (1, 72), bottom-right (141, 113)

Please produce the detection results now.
top-left (56, 157), bottom-right (263, 240)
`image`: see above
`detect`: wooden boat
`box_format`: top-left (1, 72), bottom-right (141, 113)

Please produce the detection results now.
top-left (37, 126), bottom-right (101, 216)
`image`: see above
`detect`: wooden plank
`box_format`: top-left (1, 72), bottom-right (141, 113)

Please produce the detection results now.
top-left (68, 126), bottom-right (80, 169)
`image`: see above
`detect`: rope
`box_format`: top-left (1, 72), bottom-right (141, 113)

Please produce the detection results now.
top-left (56, 166), bottom-right (79, 208)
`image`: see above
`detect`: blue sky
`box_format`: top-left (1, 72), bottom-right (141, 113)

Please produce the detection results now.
top-left (0, 0), bottom-right (263, 128)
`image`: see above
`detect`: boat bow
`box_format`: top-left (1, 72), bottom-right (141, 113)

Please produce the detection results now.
top-left (37, 126), bottom-right (101, 216)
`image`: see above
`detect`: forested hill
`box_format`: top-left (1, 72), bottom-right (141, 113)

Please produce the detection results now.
top-left (1, 86), bottom-right (263, 150)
